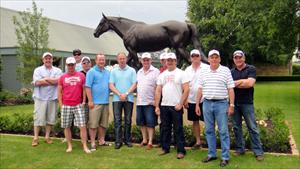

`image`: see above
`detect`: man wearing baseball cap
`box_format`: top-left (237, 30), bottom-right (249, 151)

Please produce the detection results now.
top-left (58, 57), bottom-right (90, 153)
top-left (136, 52), bottom-right (160, 150)
top-left (231, 50), bottom-right (264, 161)
top-left (155, 52), bottom-right (189, 159)
top-left (32, 52), bottom-right (62, 146)
top-left (195, 49), bottom-right (235, 167)
top-left (73, 49), bottom-right (83, 71)
top-left (184, 49), bottom-right (209, 150)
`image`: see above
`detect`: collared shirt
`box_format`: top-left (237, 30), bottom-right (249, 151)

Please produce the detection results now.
top-left (32, 65), bottom-right (62, 101)
top-left (109, 65), bottom-right (137, 103)
top-left (231, 64), bottom-right (256, 104)
top-left (136, 65), bottom-right (160, 105)
top-left (85, 66), bottom-right (110, 104)
top-left (157, 68), bottom-right (189, 106)
top-left (185, 62), bottom-right (209, 103)
top-left (198, 65), bottom-right (235, 100)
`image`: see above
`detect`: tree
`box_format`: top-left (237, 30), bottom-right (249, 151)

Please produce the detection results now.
top-left (187, 0), bottom-right (300, 66)
top-left (13, 1), bottom-right (51, 85)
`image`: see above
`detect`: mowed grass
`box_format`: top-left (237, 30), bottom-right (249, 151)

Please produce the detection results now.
top-left (0, 134), bottom-right (299, 169)
top-left (254, 82), bottom-right (300, 151)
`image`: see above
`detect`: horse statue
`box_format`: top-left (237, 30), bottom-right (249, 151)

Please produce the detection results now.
top-left (94, 13), bottom-right (203, 68)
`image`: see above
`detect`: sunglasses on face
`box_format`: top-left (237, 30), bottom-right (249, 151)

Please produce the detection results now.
top-left (191, 54), bottom-right (200, 58)
top-left (82, 62), bottom-right (90, 65)
top-left (233, 56), bottom-right (243, 59)
top-left (67, 64), bottom-right (75, 66)
top-left (74, 53), bottom-right (81, 56)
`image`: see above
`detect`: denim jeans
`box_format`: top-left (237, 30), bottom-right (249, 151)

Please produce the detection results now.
top-left (113, 101), bottom-right (133, 144)
top-left (203, 99), bottom-right (230, 160)
top-left (232, 104), bottom-right (264, 156)
top-left (160, 106), bottom-right (186, 154)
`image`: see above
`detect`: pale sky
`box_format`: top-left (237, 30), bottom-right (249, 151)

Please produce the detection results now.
top-left (0, 0), bottom-right (188, 28)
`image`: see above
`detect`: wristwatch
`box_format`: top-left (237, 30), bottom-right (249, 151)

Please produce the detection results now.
top-left (125, 92), bottom-right (129, 95)
top-left (229, 104), bottom-right (235, 107)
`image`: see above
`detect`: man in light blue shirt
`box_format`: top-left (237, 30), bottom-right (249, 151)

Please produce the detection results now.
top-left (109, 52), bottom-right (137, 149)
top-left (32, 52), bottom-right (62, 146)
top-left (85, 54), bottom-right (110, 151)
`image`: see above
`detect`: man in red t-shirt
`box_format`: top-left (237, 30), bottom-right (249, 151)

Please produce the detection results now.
top-left (58, 57), bottom-right (90, 153)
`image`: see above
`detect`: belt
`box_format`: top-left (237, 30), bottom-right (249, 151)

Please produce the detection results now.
top-left (205, 98), bottom-right (227, 102)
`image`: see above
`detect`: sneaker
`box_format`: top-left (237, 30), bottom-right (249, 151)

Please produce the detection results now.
top-left (90, 144), bottom-right (97, 151)
top-left (32, 138), bottom-right (39, 147)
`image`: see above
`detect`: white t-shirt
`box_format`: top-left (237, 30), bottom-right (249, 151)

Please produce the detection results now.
top-left (185, 62), bottom-right (209, 103)
top-left (157, 68), bottom-right (189, 106)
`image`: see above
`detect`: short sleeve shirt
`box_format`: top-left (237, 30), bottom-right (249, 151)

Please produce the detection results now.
top-left (231, 64), bottom-right (256, 104)
top-left (157, 68), bottom-right (189, 106)
top-left (109, 65), bottom-right (137, 103)
top-left (85, 66), bottom-right (110, 104)
top-left (32, 65), bottom-right (62, 100)
top-left (59, 72), bottom-right (85, 106)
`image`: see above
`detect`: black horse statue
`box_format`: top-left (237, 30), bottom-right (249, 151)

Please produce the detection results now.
top-left (94, 14), bottom-right (202, 68)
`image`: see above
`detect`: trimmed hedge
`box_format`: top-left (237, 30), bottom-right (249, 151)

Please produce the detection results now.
top-left (257, 75), bottom-right (300, 81)
top-left (292, 64), bottom-right (300, 75)
top-left (0, 107), bottom-right (291, 153)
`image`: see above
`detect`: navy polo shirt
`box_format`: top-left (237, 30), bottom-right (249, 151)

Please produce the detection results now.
top-left (231, 64), bottom-right (256, 104)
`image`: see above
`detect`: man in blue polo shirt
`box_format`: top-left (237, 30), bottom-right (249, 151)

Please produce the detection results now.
top-left (109, 52), bottom-right (137, 149)
top-left (85, 54), bottom-right (110, 151)
top-left (231, 50), bottom-right (264, 161)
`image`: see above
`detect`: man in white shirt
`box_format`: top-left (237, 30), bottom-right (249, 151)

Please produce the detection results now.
top-left (184, 49), bottom-right (209, 150)
top-left (155, 52), bottom-right (189, 159)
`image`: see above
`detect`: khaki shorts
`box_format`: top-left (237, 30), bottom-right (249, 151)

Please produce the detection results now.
top-left (33, 99), bottom-right (57, 126)
top-left (88, 104), bottom-right (109, 128)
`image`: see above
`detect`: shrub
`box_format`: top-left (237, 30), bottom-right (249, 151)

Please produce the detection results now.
top-left (292, 64), bottom-right (300, 75)
top-left (0, 106), bottom-right (291, 153)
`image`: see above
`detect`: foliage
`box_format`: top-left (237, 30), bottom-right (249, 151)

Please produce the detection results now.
top-left (292, 64), bottom-right (300, 75)
top-left (13, 1), bottom-right (51, 85)
top-left (0, 89), bottom-right (33, 106)
top-left (0, 54), bottom-right (2, 91)
top-left (0, 105), bottom-right (291, 153)
top-left (187, 0), bottom-right (300, 65)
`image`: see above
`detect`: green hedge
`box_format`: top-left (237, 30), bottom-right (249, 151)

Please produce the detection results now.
top-left (257, 75), bottom-right (300, 81)
top-left (0, 107), bottom-right (290, 153)
top-left (292, 64), bottom-right (300, 75)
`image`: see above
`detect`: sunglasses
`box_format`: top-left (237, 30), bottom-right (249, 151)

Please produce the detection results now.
top-left (67, 64), bottom-right (75, 66)
top-left (74, 53), bottom-right (81, 56)
top-left (191, 54), bottom-right (200, 58)
top-left (82, 62), bottom-right (90, 65)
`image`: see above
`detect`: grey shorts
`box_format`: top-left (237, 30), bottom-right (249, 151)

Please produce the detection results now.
top-left (33, 99), bottom-right (57, 126)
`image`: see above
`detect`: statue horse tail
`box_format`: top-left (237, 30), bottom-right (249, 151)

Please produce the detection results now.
top-left (187, 23), bottom-right (207, 62)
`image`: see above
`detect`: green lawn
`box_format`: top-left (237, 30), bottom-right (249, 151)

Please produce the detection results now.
top-left (0, 134), bottom-right (299, 169)
top-left (254, 82), bottom-right (300, 151)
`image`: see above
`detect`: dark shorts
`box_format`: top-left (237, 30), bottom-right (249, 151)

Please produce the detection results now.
top-left (187, 103), bottom-right (204, 121)
top-left (136, 105), bottom-right (158, 128)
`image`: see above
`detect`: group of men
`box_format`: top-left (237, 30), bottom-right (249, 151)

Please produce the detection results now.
top-left (31, 48), bottom-right (264, 167)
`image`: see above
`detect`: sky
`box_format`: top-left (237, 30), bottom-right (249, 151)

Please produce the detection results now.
top-left (0, 0), bottom-right (188, 28)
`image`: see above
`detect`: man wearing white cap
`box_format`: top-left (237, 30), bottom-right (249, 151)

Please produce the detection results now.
top-left (58, 57), bottom-right (91, 153)
top-left (231, 50), bottom-right (264, 161)
top-left (136, 52), bottom-right (160, 150)
top-left (80, 56), bottom-right (92, 122)
top-left (184, 49), bottom-right (209, 150)
top-left (32, 52), bottom-right (62, 146)
top-left (159, 52), bottom-right (167, 73)
top-left (155, 52), bottom-right (189, 159)
top-left (195, 49), bottom-right (235, 167)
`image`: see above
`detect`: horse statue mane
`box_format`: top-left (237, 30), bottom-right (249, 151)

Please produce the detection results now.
top-left (94, 13), bottom-right (203, 68)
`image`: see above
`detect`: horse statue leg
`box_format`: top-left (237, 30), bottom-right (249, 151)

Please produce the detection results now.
top-left (175, 47), bottom-right (190, 68)
top-left (126, 48), bottom-right (140, 70)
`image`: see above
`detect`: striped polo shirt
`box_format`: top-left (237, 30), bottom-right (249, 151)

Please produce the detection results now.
top-left (198, 65), bottom-right (235, 100)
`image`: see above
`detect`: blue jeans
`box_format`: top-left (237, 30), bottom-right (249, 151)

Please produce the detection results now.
top-left (232, 104), bottom-right (264, 156)
top-left (160, 106), bottom-right (186, 154)
top-left (113, 101), bottom-right (133, 144)
top-left (203, 99), bottom-right (230, 160)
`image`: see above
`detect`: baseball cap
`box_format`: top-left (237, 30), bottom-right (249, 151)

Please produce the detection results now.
top-left (73, 49), bottom-right (81, 56)
top-left (233, 50), bottom-right (245, 57)
top-left (141, 52), bottom-right (151, 59)
top-left (81, 56), bottom-right (91, 63)
top-left (66, 57), bottom-right (76, 64)
top-left (165, 52), bottom-right (177, 59)
top-left (159, 52), bottom-right (167, 60)
top-left (42, 52), bottom-right (53, 58)
top-left (190, 49), bottom-right (200, 56)
top-left (208, 49), bottom-right (220, 57)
